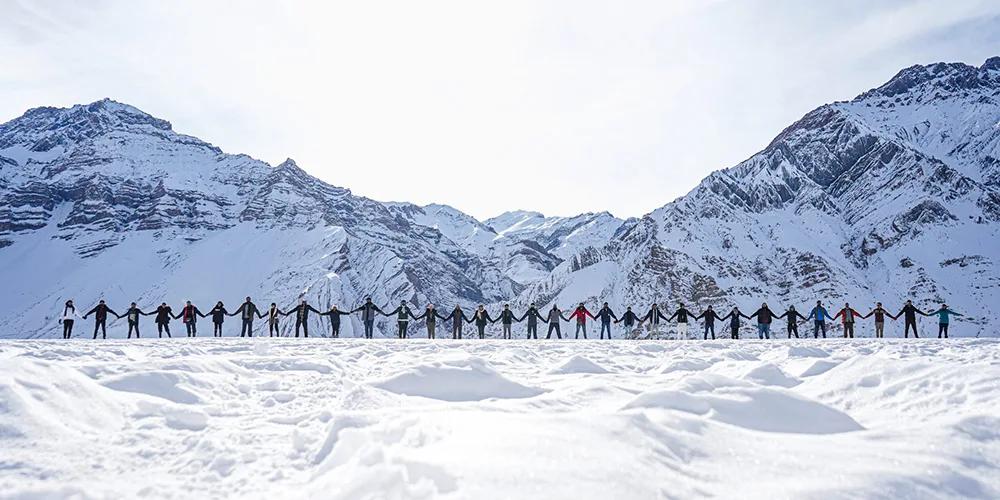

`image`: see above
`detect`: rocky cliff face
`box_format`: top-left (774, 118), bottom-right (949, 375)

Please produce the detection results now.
top-left (2, 58), bottom-right (998, 338)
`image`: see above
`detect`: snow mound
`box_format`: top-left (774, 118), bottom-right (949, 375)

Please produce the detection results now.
top-left (786, 346), bottom-right (830, 358)
top-left (549, 355), bottom-right (610, 374)
top-left (741, 362), bottom-right (802, 388)
top-left (660, 358), bottom-right (713, 374)
top-left (623, 374), bottom-right (862, 434)
top-left (371, 356), bottom-right (544, 402)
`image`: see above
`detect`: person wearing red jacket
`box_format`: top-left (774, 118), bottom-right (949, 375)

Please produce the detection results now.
top-left (567, 303), bottom-right (596, 339)
top-left (833, 303), bottom-right (864, 338)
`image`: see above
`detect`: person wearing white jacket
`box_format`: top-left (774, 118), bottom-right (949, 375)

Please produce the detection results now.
top-left (58, 300), bottom-right (84, 339)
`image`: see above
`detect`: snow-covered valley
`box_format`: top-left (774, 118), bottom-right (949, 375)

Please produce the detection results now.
top-left (1, 339), bottom-right (998, 499)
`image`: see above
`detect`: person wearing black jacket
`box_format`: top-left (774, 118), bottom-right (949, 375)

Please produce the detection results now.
top-left (209, 302), bottom-right (228, 337)
top-left (320, 305), bottom-right (350, 338)
top-left (749, 303), bottom-right (776, 340)
top-left (385, 300), bottom-right (417, 339)
top-left (153, 302), bottom-right (173, 338)
top-left (122, 302), bottom-right (149, 339)
top-left (232, 297), bottom-right (263, 338)
top-left (779, 306), bottom-right (805, 338)
top-left (721, 307), bottom-right (750, 340)
top-left (84, 300), bottom-right (119, 339)
top-left (286, 300), bottom-right (321, 338)
top-left (415, 304), bottom-right (445, 339)
top-left (441, 305), bottom-right (468, 339)
top-left (495, 304), bottom-right (518, 339)
top-left (615, 306), bottom-right (642, 339)
top-left (517, 303), bottom-right (546, 339)
top-left (352, 298), bottom-right (384, 339)
top-left (695, 306), bottom-right (723, 340)
top-left (595, 302), bottom-right (618, 339)
top-left (546, 305), bottom-right (568, 339)
top-left (896, 300), bottom-right (927, 338)
top-left (178, 301), bottom-right (204, 337)
top-left (265, 303), bottom-right (283, 337)
top-left (471, 305), bottom-right (493, 339)
top-left (668, 303), bottom-right (695, 341)
top-left (641, 304), bottom-right (667, 336)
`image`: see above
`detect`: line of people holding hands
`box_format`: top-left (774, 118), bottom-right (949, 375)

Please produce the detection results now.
top-left (56, 295), bottom-right (964, 340)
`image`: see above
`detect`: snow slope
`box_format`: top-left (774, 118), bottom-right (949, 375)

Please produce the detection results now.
top-left (1, 338), bottom-right (998, 498)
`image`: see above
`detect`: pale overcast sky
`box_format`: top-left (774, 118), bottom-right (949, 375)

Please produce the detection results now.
top-left (1, 1), bottom-right (999, 220)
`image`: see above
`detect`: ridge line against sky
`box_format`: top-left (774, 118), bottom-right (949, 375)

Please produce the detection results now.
top-left (2, 0), bottom-right (999, 219)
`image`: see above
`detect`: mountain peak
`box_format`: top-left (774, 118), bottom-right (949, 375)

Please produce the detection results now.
top-left (855, 57), bottom-right (1000, 101)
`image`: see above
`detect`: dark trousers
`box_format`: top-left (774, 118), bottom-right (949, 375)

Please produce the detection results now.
top-left (62, 320), bottom-right (74, 339)
top-left (426, 322), bottom-right (435, 339)
top-left (905, 320), bottom-right (919, 338)
top-left (295, 319), bottom-right (308, 338)
top-left (843, 322), bottom-right (854, 338)
top-left (547, 323), bottom-right (561, 339)
top-left (453, 323), bottom-right (462, 339)
top-left (477, 324), bottom-right (486, 339)
top-left (730, 326), bottom-right (738, 339)
top-left (527, 324), bottom-right (538, 339)
top-left (185, 321), bottom-right (197, 337)
top-left (600, 322), bottom-right (612, 339)
top-left (813, 321), bottom-right (826, 338)
top-left (269, 321), bottom-right (279, 337)
top-left (704, 323), bottom-right (715, 340)
top-left (157, 322), bottom-right (171, 338)
top-left (575, 323), bottom-right (587, 339)
top-left (787, 323), bottom-right (799, 338)
top-left (938, 323), bottom-right (949, 338)
top-left (364, 321), bottom-right (374, 339)
top-left (213, 322), bottom-right (223, 337)
top-left (502, 323), bottom-right (512, 339)
top-left (128, 322), bottom-right (140, 339)
top-left (93, 320), bottom-right (107, 339)
top-left (331, 322), bottom-right (340, 338)
top-left (241, 319), bottom-right (253, 337)
top-left (398, 321), bottom-right (408, 339)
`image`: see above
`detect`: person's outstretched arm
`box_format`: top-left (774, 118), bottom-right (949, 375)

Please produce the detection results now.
top-left (413, 310), bottom-right (427, 320)
top-left (308, 305), bottom-right (321, 314)
top-left (740, 311), bottom-right (751, 320)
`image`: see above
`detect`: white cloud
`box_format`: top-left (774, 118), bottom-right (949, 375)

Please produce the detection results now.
top-left (1, 0), bottom-right (997, 219)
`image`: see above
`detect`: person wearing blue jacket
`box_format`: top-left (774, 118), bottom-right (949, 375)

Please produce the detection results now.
top-left (927, 304), bottom-right (963, 338)
top-left (807, 300), bottom-right (833, 338)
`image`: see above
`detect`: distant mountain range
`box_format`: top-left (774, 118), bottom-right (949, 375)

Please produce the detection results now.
top-left (2, 57), bottom-right (998, 338)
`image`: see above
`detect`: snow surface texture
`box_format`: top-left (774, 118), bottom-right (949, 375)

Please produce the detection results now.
top-left (2, 58), bottom-right (1000, 338)
top-left (1, 339), bottom-right (998, 499)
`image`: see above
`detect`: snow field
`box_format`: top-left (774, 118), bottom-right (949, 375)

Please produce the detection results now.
top-left (1, 339), bottom-right (999, 499)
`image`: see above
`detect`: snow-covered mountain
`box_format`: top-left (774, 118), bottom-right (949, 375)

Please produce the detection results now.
top-left (2, 57), bottom-right (998, 338)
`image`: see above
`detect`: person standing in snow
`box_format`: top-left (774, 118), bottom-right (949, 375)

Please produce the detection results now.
top-left (384, 300), bottom-right (417, 339)
top-left (567, 303), bottom-right (595, 339)
top-left (352, 297), bottom-right (384, 339)
top-left (285, 300), bottom-right (321, 338)
top-left (414, 304), bottom-right (445, 339)
top-left (546, 305), bottom-right (568, 339)
top-left (640, 303), bottom-right (668, 338)
top-left (862, 302), bottom-right (894, 339)
top-left (153, 302), bottom-right (173, 338)
top-left (896, 300), bottom-right (927, 338)
top-left (231, 297), bottom-right (263, 338)
top-left (807, 300), bottom-right (833, 338)
top-left (749, 303), bottom-right (776, 340)
top-left (123, 302), bottom-right (150, 339)
top-left (442, 304), bottom-right (469, 339)
top-left (83, 300), bottom-right (119, 339)
top-left (265, 303), bottom-right (283, 337)
top-left (721, 306), bottom-right (750, 340)
top-left (927, 304), bottom-right (963, 338)
top-left (616, 306), bottom-right (642, 339)
top-left (833, 303), bottom-right (864, 338)
top-left (494, 304), bottom-right (518, 339)
top-left (319, 305), bottom-right (350, 338)
top-left (178, 301), bottom-right (205, 337)
top-left (595, 302), bottom-right (618, 339)
top-left (517, 303), bottom-right (546, 339)
top-left (778, 306), bottom-right (805, 338)
top-left (471, 305), bottom-right (493, 339)
top-left (208, 302), bottom-right (228, 337)
top-left (696, 305), bottom-right (723, 340)
top-left (668, 303), bottom-right (695, 340)
top-left (58, 300), bottom-right (84, 339)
